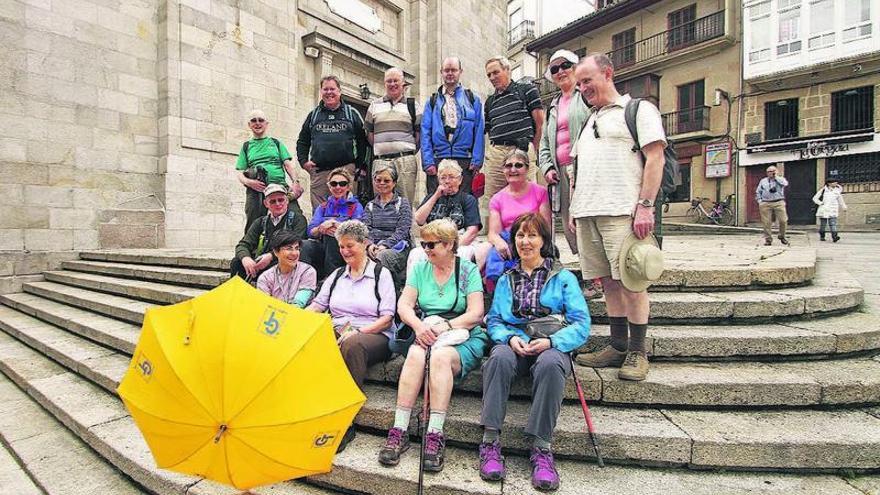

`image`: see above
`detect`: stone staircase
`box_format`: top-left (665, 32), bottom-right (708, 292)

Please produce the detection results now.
top-left (1, 243), bottom-right (879, 494)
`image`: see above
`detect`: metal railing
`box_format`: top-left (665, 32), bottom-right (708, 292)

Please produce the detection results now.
top-left (508, 20), bottom-right (536, 48)
top-left (607, 10), bottom-right (725, 69)
top-left (662, 106), bottom-right (711, 135)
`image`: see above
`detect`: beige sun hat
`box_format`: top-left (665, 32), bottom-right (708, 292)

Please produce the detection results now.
top-left (543, 49), bottom-right (579, 82)
top-left (618, 233), bottom-right (664, 292)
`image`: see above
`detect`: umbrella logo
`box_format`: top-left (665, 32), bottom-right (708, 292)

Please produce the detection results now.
top-left (136, 353), bottom-right (153, 382)
top-left (312, 431), bottom-right (339, 448)
top-left (260, 307), bottom-right (287, 338)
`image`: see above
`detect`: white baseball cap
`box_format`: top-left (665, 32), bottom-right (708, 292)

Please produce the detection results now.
top-left (544, 49), bottom-right (579, 82)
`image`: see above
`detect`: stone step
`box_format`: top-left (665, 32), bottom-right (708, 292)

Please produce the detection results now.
top-left (61, 260), bottom-right (228, 289)
top-left (37, 266), bottom-right (863, 324)
top-left (3, 299), bottom-right (879, 409)
top-left (0, 442), bottom-right (41, 495)
top-left (2, 310), bottom-right (880, 471)
top-left (0, 374), bottom-right (149, 494)
top-left (8, 284), bottom-right (880, 362)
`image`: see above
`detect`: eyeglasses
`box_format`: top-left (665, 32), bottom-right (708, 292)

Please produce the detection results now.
top-left (593, 120), bottom-right (600, 139)
top-left (438, 175), bottom-right (460, 181)
top-left (328, 180), bottom-right (349, 187)
top-left (503, 162), bottom-right (527, 169)
top-left (249, 118), bottom-right (266, 123)
top-left (420, 240), bottom-right (444, 250)
top-left (266, 197), bottom-right (287, 205)
top-left (373, 178), bottom-right (393, 184)
top-left (279, 245), bottom-right (300, 252)
top-left (549, 61), bottom-right (574, 75)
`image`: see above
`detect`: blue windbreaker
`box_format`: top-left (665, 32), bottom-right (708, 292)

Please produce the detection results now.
top-left (420, 86), bottom-right (485, 169)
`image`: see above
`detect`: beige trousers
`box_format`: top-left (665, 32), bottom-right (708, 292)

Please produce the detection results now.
top-left (759, 200), bottom-right (788, 241)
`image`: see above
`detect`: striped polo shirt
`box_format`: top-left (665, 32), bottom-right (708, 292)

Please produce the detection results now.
top-left (365, 96), bottom-right (422, 156)
top-left (484, 81), bottom-right (542, 143)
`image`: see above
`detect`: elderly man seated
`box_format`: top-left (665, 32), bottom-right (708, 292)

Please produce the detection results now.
top-left (230, 184), bottom-right (308, 282)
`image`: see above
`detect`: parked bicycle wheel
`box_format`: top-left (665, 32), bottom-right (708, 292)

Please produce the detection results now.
top-left (686, 206), bottom-right (702, 224)
top-left (719, 207), bottom-right (734, 226)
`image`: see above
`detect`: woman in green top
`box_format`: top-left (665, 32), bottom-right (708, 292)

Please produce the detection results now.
top-left (377, 219), bottom-right (489, 472)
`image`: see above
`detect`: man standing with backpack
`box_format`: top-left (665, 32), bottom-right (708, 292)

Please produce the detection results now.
top-left (569, 54), bottom-right (668, 382)
top-left (421, 57), bottom-right (485, 197)
top-left (235, 109), bottom-right (305, 233)
top-left (296, 75), bottom-right (369, 211)
top-left (366, 67), bottom-right (422, 205)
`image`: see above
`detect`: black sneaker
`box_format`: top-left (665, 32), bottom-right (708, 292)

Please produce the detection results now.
top-left (779, 237), bottom-right (790, 245)
top-left (337, 426), bottom-right (356, 453)
top-left (832, 235), bottom-right (840, 243)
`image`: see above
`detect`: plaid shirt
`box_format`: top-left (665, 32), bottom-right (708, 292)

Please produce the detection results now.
top-left (511, 258), bottom-right (553, 319)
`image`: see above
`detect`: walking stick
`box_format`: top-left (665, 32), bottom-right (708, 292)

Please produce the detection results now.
top-left (569, 354), bottom-right (604, 467)
top-left (549, 182), bottom-right (605, 467)
top-left (417, 345), bottom-right (432, 495)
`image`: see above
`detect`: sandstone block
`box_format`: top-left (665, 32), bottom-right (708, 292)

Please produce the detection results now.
top-left (24, 229), bottom-right (74, 251)
top-left (73, 229), bottom-right (100, 250)
top-left (0, 137), bottom-right (27, 161)
top-left (24, 185), bottom-right (73, 207)
top-left (98, 224), bottom-right (160, 249)
top-left (49, 208), bottom-right (97, 230)
top-left (97, 88), bottom-right (140, 115)
top-left (118, 73), bottom-right (157, 99)
top-left (0, 207), bottom-right (49, 229)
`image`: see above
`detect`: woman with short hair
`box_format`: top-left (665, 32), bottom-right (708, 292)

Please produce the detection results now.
top-left (378, 219), bottom-right (489, 472)
top-left (307, 219), bottom-right (396, 452)
top-left (363, 164), bottom-right (413, 288)
top-left (256, 230), bottom-right (317, 308)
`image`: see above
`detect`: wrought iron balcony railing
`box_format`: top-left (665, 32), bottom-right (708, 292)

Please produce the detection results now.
top-left (509, 20), bottom-right (536, 48)
top-left (662, 106), bottom-right (710, 136)
top-left (607, 10), bottom-right (725, 69)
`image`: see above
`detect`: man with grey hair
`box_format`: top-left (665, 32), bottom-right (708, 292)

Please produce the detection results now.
top-left (235, 109), bottom-right (304, 233)
top-left (365, 67), bottom-right (422, 205)
top-left (571, 53), bottom-right (667, 382)
top-left (422, 57), bottom-right (485, 196)
top-left (483, 55), bottom-right (545, 201)
top-left (755, 165), bottom-right (790, 245)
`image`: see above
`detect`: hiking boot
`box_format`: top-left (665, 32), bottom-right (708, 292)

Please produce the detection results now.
top-left (832, 234), bottom-right (840, 243)
top-left (584, 279), bottom-right (604, 300)
top-left (378, 427), bottom-right (410, 466)
top-left (479, 440), bottom-right (505, 481)
top-left (422, 431), bottom-right (445, 472)
top-left (779, 236), bottom-right (790, 245)
top-left (819, 234), bottom-right (826, 241)
top-left (575, 345), bottom-right (626, 368)
top-left (764, 238), bottom-right (772, 246)
top-left (336, 426), bottom-right (356, 453)
top-left (618, 351), bottom-right (649, 381)
top-left (529, 447), bottom-right (560, 491)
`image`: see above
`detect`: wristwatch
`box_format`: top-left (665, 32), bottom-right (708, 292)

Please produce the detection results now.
top-left (637, 198), bottom-right (655, 208)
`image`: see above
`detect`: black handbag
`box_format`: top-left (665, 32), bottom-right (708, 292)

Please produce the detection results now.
top-left (523, 315), bottom-right (567, 339)
top-left (243, 165), bottom-right (268, 184)
top-left (389, 258), bottom-right (461, 355)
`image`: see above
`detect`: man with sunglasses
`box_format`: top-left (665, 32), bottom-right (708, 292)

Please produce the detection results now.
top-left (235, 109), bottom-right (304, 233)
top-left (569, 54), bottom-right (667, 382)
top-left (483, 56), bottom-right (545, 205)
top-left (231, 184), bottom-right (308, 282)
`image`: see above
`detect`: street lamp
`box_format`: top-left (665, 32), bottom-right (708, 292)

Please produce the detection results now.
top-left (358, 83), bottom-right (371, 100)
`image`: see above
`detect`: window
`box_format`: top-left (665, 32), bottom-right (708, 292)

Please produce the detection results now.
top-left (676, 80), bottom-right (706, 134)
top-left (778, 0), bottom-right (800, 8)
top-left (749, 1), bottom-right (771, 62)
top-left (777, 4), bottom-right (802, 56)
top-left (509, 7), bottom-right (522, 31)
top-left (611, 28), bottom-right (636, 67)
top-left (832, 86), bottom-right (875, 132)
top-left (843, 0), bottom-right (872, 41)
top-left (827, 152), bottom-right (880, 185)
top-left (765, 98), bottom-right (799, 140)
top-left (808, 0), bottom-right (835, 49)
top-left (668, 4), bottom-right (697, 51)
top-left (615, 74), bottom-right (661, 107)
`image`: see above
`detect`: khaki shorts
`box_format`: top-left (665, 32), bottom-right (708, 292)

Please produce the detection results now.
top-left (575, 216), bottom-right (632, 280)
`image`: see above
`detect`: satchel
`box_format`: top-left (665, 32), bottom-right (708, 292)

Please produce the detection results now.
top-left (243, 165), bottom-right (268, 184)
top-left (389, 258), bottom-right (461, 355)
top-left (524, 315), bottom-right (567, 339)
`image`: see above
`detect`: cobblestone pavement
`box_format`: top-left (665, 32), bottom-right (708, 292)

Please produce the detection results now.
top-left (809, 231), bottom-right (880, 298)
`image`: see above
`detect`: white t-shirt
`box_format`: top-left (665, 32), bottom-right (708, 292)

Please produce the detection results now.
top-left (570, 94), bottom-right (666, 218)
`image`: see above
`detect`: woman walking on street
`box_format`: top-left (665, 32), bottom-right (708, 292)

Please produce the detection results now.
top-left (813, 176), bottom-right (847, 243)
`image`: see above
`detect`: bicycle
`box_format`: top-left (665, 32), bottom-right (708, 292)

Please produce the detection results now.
top-left (686, 194), bottom-right (735, 226)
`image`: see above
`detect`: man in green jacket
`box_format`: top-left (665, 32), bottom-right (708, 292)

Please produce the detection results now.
top-left (230, 184), bottom-right (308, 281)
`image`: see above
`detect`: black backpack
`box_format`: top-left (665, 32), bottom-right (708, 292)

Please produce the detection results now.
top-left (623, 99), bottom-right (681, 200)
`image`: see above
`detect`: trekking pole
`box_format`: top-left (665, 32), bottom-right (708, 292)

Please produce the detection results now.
top-left (417, 345), bottom-right (432, 495)
top-left (569, 354), bottom-right (604, 467)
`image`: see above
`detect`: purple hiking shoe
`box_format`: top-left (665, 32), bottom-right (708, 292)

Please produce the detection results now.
top-left (478, 441), bottom-right (505, 481)
top-left (423, 431), bottom-right (446, 472)
top-left (529, 447), bottom-right (560, 491)
top-left (378, 427), bottom-right (410, 466)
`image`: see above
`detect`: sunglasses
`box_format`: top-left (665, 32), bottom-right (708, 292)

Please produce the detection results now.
top-left (266, 197), bottom-right (287, 205)
top-left (328, 180), bottom-right (349, 187)
top-left (249, 118), bottom-right (266, 123)
top-left (593, 120), bottom-right (600, 139)
top-left (503, 162), bottom-right (527, 169)
top-left (420, 240), bottom-right (445, 250)
top-left (549, 61), bottom-right (574, 75)
top-left (373, 177), bottom-right (394, 184)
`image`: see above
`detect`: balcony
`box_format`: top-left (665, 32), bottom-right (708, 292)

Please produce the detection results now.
top-left (607, 10), bottom-right (725, 70)
top-left (662, 106), bottom-right (711, 138)
top-left (509, 20), bottom-right (535, 48)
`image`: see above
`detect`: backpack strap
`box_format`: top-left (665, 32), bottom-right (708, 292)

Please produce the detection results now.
top-left (373, 261), bottom-right (384, 314)
top-left (624, 98), bottom-right (642, 154)
top-left (256, 215), bottom-right (270, 255)
top-left (406, 97), bottom-right (417, 134)
top-left (242, 141), bottom-right (251, 164)
top-left (326, 267), bottom-right (346, 301)
top-left (448, 256), bottom-right (461, 313)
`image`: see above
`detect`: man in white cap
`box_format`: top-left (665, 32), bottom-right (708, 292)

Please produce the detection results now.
top-left (539, 49), bottom-right (591, 256)
top-left (235, 109), bottom-right (304, 233)
top-left (570, 53), bottom-right (668, 381)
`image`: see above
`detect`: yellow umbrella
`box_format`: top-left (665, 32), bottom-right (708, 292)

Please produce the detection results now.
top-left (117, 276), bottom-right (366, 490)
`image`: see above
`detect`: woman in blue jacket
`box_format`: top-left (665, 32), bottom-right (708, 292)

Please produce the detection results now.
top-left (477, 213), bottom-right (590, 492)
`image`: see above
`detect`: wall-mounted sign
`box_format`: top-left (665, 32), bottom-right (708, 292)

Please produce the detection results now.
top-left (791, 142), bottom-right (849, 160)
top-left (705, 141), bottom-right (732, 178)
top-left (325, 0), bottom-right (382, 33)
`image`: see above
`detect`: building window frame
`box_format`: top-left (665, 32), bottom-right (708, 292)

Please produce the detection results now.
top-left (747, 0), bottom-right (772, 63)
top-left (843, 0), bottom-right (872, 42)
top-left (676, 79), bottom-right (706, 134)
top-left (764, 98), bottom-right (800, 141)
top-left (827, 152), bottom-right (880, 188)
top-left (831, 86), bottom-right (875, 133)
top-left (668, 4), bottom-right (698, 52)
top-left (611, 28), bottom-right (636, 68)
top-left (615, 73), bottom-right (661, 107)
top-left (808, 0), bottom-right (835, 50)
top-left (777, 0), bottom-right (802, 57)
